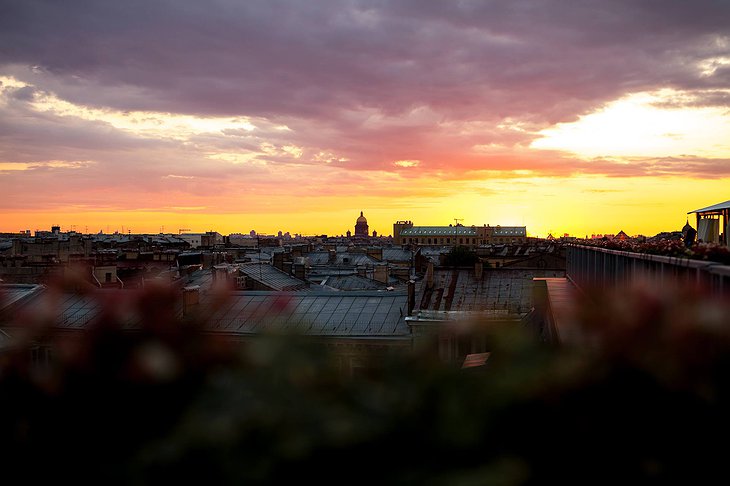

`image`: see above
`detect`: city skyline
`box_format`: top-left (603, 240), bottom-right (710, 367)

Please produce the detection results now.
top-left (1, 2), bottom-right (729, 237)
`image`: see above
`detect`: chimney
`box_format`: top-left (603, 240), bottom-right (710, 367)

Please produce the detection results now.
top-left (374, 265), bottom-right (388, 284)
top-left (328, 249), bottom-right (336, 262)
top-left (293, 262), bottom-right (306, 280)
top-left (475, 261), bottom-right (483, 280)
top-left (182, 285), bottom-right (200, 317)
top-left (407, 279), bottom-right (416, 316)
top-left (273, 252), bottom-right (284, 270)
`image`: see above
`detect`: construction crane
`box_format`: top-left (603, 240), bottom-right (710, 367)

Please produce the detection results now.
top-left (179, 228), bottom-right (191, 234)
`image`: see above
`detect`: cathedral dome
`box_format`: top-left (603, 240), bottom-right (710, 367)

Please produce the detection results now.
top-left (354, 211), bottom-right (369, 237)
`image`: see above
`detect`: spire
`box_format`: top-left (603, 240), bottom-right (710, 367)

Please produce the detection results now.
top-left (360, 211), bottom-right (363, 217)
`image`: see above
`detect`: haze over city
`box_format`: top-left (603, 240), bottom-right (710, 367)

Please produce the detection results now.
top-left (1, 1), bottom-right (729, 235)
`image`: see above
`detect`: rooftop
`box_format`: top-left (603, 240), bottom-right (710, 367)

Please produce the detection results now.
top-left (688, 199), bottom-right (730, 214)
top-left (493, 227), bottom-right (527, 236)
top-left (416, 268), bottom-right (564, 314)
top-left (0, 284), bottom-right (45, 314)
top-left (306, 251), bottom-right (381, 267)
top-left (316, 274), bottom-right (391, 291)
top-left (199, 290), bottom-right (409, 338)
top-left (401, 226), bottom-right (478, 237)
top-left (238, 263), bottom-right (308, 291)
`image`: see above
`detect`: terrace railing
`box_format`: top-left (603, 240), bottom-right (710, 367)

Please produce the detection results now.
top-left (566, 244), bottom-right (730, 296)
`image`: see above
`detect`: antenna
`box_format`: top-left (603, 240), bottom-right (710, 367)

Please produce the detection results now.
top-left (454, 218), bottom-right (462, 248)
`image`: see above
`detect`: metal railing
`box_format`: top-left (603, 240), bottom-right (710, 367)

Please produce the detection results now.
top-left (566, 245), bottom-right (730, 295)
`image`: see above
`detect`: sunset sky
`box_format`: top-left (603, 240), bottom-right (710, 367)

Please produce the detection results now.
top-left (1, 1), bottom-right (729, 237)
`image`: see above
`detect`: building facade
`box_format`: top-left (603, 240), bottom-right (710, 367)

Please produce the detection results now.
top-left (396, 223), bottom-right (527, 247)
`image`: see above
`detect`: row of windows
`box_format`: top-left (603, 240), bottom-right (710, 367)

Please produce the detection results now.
top-left (406, 237), bottom-right (525, 245)
top-left (402, 231), bottom-right (478, 236)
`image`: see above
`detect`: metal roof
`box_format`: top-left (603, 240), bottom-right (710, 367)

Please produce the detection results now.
top-left (3, 291), bottom-right (143, 330)
top-left (306, 252), bottom-right (380, 267)
top-left (381, 248), bottom-right (413, 262)
top-left (3, 287), bottom-right (409, 339)
top-left (319, 274), bottom-right (389, 291)
top-left (493, 227), bottom-right (527, 236)
top-left (201, 291), bottom-right (409, 337)
top-left (0, 284), bottom-right (45, 313)
top-left (238, 263), bottom-right (308, 291)
top-left (416, 268), bottom-right (564, 314)
top-left (401, 226), bottom-right (478, 237)
top-left (688, 199), bottom-right (730, 214)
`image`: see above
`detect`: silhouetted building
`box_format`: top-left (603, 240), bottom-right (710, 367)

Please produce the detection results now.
top-left (355, 211), bottom-right (369, 237)
top-left (395, 222), bottom-right (527, 247)
top-left (393, 221), bottom-right (414, 245)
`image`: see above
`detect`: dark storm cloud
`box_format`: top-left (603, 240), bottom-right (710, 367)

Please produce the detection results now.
top-left (1, 0), bottom-right (729, 189)
top-left (1, 0), bottom-right (728, 122)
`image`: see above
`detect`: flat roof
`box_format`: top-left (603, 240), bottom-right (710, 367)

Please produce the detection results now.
top-left (688, 199), bottom-right (730, 214)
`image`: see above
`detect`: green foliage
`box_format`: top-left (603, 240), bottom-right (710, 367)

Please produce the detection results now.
top-left (583, 239), bottom-right (730, 265)
top-left (0, 284), bottom-right (729, 485)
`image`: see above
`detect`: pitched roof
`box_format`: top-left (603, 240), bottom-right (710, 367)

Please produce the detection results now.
top-left (3, 287), bottom-right (409, 340)
top-left (318, 274), bottom-right (389, 291)
top-left (0, 284), bottom-right (45, 314)
top-left (238, 263), bottom-right (308, 291)
top-left (200, 291), bottom-right (409, 337)
top-left (492, 226), bottom-right (527, 236)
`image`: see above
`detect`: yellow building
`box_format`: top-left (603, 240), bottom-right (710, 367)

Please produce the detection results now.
top-left (396, 223), bottom-right (527, 247)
